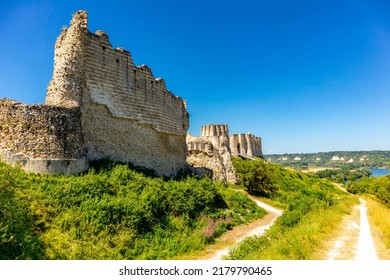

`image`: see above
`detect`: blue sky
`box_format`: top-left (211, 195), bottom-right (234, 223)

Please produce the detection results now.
top-left (1, 0), bottom-right (389, 154)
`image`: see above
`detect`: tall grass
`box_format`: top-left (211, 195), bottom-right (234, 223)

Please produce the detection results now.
top-left (227, 157), bottom-right (357, 260)
top-left (0, 160), bottom-right (265, 259)
top-left (227, 197), bottom-right (356, 259)
top-left (365, 196), bottom-right (390, 259)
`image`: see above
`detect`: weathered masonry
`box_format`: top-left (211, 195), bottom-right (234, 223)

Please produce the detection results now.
top-left (187, 124), bottom-right (238, 184)
top-left (229, 133), bottom-right (263, 158)
top-left (0, 10), bottom-right (189, 176)
top-left (186, 124), bottom-right (263, 184)
top-left (0, 99), bottom-right (87, 174)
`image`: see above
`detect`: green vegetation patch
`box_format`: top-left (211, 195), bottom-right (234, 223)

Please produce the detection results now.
top-left (347, 175), bottom-right (390, 207)
top-left (316, 168), bottom-right (371, 183)
top-left (227, 157), bottom-right (357, 260)
top-left (0, 160), bottom-right (265, 260)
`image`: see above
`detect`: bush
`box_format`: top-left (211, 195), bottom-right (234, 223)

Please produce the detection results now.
top-left (347, 175), bottom-right (390, 207)
top-left (0, 160), bottom-right (265, 259)
top-left (232, 157), bottom-right (277, 196)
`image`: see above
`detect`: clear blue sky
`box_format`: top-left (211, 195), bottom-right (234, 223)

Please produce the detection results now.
top-left (1, 0), bottom-right (389, 154)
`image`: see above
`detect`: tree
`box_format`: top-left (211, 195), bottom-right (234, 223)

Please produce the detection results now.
top-left (232, 157), bottom-right (276, 196)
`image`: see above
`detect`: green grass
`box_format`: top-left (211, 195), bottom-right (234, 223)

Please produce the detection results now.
top-left (226, 157), bottom-right (357, 260)
top-left (1, 157), bottom-right (363, 260)
top-left (0, 160), bottom-right (265, 260)
top-left (365, 196), bottom-right (390, 259)
top-left (346, 175), bottom-right (390, 255)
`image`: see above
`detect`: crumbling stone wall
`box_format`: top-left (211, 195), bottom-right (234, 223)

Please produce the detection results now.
top-left (1, 10), bottom-right (263, 179)
top-left (44, 10), bottom-right (189, 176)
top-left (187, 125), bottom-right (238, 184)
top-left (46, 11), bottom-right (87, 108)
top-left (46, 11), bottom-right (189, 136)
top-left (187, 125), bottom-right (263, 183)
top-left (0, 11), bottom-right (189, 176)
top-left (0, 99), bottom-right (87, 174)
top-left (82, 103), bottom-right (188, 176)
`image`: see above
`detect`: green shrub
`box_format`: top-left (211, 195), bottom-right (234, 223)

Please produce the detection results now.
top-left (0, 160), bottom-right (265, 259)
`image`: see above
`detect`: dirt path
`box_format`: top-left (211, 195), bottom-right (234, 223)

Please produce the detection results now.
top-left (204, 197), bottom-right (283, 260)
top-left (327, 198), bottom-right (378, 260)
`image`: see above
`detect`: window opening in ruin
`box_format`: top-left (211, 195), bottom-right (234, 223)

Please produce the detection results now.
top-left (237, 143), bottom-right (241, 154)
top-left (102, 46), bottom-right (106, 51)
top-left (116, 59), bottom-right (119, 63)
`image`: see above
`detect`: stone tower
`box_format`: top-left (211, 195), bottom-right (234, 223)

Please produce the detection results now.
top-left (201, 124), bottom-right (229, 137)
top-left (46, 11), bottom-right (88, 107)
top-left (186, 124), bottom-right (263, 183)
top-left (229, 133), bottom-right (263, 158)
top-left (187, 124), bottom-right (238, 184)
top-left (1, 10), bottom-right (190, 177)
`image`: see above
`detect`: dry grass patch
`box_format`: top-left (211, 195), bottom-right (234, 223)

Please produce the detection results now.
top-left (365, 196), bottom-right (390, 259)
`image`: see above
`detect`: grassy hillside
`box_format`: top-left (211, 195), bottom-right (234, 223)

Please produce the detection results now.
top-left (0, 160), bottom-right (265, 260)
top-left (347, 175), bottom-right (390, 207)
top-left (227, 157), bottom-right (358, 259)
top-left (1, 157), bottom-right (364, 260)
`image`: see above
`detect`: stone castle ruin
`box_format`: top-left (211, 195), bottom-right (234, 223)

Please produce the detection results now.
top-left (0, 10), bottom-right (263, 182)
top-left (0, 11), bottom-right (188, 176)
top-left (187, 124), bottom-right (262, 184)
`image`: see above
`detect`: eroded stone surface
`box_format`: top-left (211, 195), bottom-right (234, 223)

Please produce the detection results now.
top-left (1, 11), bottom-right (189, 176)
top-left (186, 124), bottom-right (263, 184)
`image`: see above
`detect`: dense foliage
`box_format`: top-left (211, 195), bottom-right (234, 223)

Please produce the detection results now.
top-left (315, 168), bottom-right (372, 183)
top-left (229, 157), bottom-right (356, 259)
top-left (0, 160), bottom-right (265, 260)
top-left (347, 175), bottom-right (390, 207)
top-left (232, 157), bottom-right (276, 196)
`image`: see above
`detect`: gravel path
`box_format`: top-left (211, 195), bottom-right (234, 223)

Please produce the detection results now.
top-left (327, 198), bottom-right (378, 260)
top-left (207, 198), bottom-right (283, 260)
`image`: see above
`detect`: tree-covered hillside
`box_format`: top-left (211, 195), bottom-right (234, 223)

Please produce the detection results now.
top-left (266, 150), bottom-right (390, 170)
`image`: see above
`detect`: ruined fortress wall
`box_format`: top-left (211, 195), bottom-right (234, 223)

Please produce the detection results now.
top-left (45, 11), bottom-right (189, 176)
top-left (229, 134), bottom-right (263, 158)
top-left (46, 11), bottom-right (189, 135)
top-left (187, 125), bottom-right (238, 184)
top-left (82, 103), bottom-right (188, 176)
top-left (0, 99), bottom-right (87, 173)
top-left (46, 11), bottom-right (87, 108)
top-left (85, 31), bottom-right (188, 136)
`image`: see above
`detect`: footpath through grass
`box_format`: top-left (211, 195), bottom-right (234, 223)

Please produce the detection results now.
top-left (227, 158), bottom-right (358, 260)
top-left (346, 175), bottom-right (390, 259)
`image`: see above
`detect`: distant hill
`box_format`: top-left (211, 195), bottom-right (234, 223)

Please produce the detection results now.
top-left (265, 150), bottom-right (390, 170)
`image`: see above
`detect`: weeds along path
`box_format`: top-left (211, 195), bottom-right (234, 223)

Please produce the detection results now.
top-left (327, 197), bottom-right (378, 260)
top-left (205, 196), bottom-right (283, 260)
